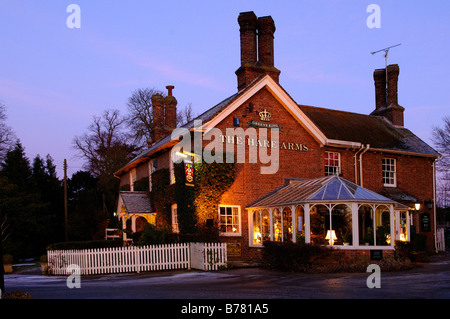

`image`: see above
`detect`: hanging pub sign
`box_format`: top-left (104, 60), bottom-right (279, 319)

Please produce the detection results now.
top-left (184, 161), bottom-right (195, 187)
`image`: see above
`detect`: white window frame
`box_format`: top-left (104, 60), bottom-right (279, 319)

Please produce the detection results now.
top-left (218, 205), bottom-right (241, 236)
top-left (171, 204), bottom-right (179, 233)
top-left (324, 151), bottom-right (341, 176)
top-left (382, 158), bottom-right (397, 187)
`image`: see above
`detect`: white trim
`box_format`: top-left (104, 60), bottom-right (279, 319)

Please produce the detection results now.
top-left (218, 204), bottom-right (242, 237)
top-left (171, 203), bottom-right (179, 234)
top-left (202, 75), bottom-right (328, 145)
top-left (382, 157), bottom-right (397, 187)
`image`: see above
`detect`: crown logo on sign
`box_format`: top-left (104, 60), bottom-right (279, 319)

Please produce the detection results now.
top-left (258, 109), bottom-right (271, 122)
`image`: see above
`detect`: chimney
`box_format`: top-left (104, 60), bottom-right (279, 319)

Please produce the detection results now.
top-left (235, 11), bottom-right (281, 91)
top-left (386, 64), bottom-right (399, 107)
top-left (238, 11), bottom-right (258, 66)
top-left (151, 93), bottom-right (165, 143)
top-left (371, 64), bottom-right (405, 127)
top-left (164, 85), bottom-right (177, 132)
top-left (373, 68), bottom-right (386, 110)
top-left (257, 16), bottom-right (275, 67)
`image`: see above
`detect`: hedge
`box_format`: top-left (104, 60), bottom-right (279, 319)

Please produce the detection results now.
top-left (46, 240), bottom-right (123, 250)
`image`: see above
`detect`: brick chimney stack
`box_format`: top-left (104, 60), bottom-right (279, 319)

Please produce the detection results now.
top-left (371, 64), bottom-right (405, 127)
top-left (164, 85), bottom-right (177, 132)
top-left (373, 68), bottom-right (386, 110)
top-left (149, 86), bottom-right (177, 146)
top-left (257, 16), bottom-right (275, 67)
top-left (151, 93), bottom-right (165, 144)
top-left (235, 11), bottom-right (281, 91)
top-left (238, 11), bottom-right (258, 66)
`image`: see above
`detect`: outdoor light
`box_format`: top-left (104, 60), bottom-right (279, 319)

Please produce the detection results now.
top-left (325, 230), bottom-right (338, 245)
top-left (415, 202), bottom-right (421, 211)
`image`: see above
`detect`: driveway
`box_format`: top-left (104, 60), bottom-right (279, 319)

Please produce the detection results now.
top-left (3, 258), bottom-right (450, 299)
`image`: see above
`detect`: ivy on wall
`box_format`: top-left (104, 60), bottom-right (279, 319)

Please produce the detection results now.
top-left (149, 169), bottom-right (173, 228)
top-left (173, 159), bottom-right (235, 235)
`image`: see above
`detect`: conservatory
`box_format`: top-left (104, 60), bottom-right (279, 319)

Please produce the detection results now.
top-left (247, 175), bottom-right (411, 250)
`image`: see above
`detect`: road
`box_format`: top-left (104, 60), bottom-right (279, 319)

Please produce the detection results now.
top-left (3, 260), bottom-right (450, 299)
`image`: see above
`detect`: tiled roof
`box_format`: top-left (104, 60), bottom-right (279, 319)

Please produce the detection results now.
top-left (115, 76), bottom-right (439, 176)
top-left (119, 191), bottom-right (152, 214)
top-left (247, 175), bottom-right (400, 208)
top-left (298, 104), bottom-right (439, 156)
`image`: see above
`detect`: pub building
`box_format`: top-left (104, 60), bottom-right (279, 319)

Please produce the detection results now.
top-left (114, 12), bottom-right (441, 261)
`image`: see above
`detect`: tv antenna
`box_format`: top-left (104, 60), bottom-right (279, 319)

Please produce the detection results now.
top-left (371, 44), bottom-right (401, 105)
top-left (371, 43), bottom-right (401, 68)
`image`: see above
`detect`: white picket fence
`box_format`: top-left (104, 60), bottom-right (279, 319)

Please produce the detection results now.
top-left (47, 242), bottom-right (227, 275)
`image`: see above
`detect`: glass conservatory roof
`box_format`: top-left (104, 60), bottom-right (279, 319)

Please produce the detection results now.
top-left (247, 175), bottom-right (403, 208)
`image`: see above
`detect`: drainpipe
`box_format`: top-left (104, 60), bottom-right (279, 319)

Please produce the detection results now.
top-left (432, 157), bottom-right (441, 253)
top-left (359, 144), bottom-right (370, 187)
top-left (354, 146), bottom-right (364, 185)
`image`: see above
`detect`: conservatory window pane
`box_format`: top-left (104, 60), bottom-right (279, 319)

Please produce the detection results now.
top-left (253, 211), bottom-right (262, 245)
top-left (332, 204), bottom-right (352, 246)
top-left (375, 206), bottom-right (391, 245)
top-left (295, 206), bottom-right (305, 243)
top-left (310, 205), bottom-right (329, 245)
top-left (359, 205), bottom-right (374, 246)
top-left (262, 210), bottom-right (271, 242)
top-left (283, 207), bottom-right (293, 242)
top-left (273, 209), bottom-right (282, 242)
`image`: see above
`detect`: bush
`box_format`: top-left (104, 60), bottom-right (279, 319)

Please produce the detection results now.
top-left (137, 224), bottom-right (173, 246)
top-left (3, 254), bottom-right (13, 264)
top-left (262, 241), bottom-right (333, 272)
top-left (1, 291), bottom-right (33, 299)
top-left (46, 240), bottom-right (123, 250)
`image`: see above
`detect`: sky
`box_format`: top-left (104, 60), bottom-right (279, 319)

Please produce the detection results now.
top-left (0, 0), bottom-right (449, 178)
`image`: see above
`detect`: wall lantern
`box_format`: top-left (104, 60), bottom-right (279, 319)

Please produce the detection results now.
top-left (325, 230), bottom-right (338, 245)
top-left (426, 201), bottom-right (433, 209)
top-left (414, 203), bottom-right (421, 211)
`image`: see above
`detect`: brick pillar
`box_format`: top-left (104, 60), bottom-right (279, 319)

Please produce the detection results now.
top-left (257, 16), bottom-right (275, 67)
top-left (164, 85), bottom-right (177, 132)
top-left (238, 11), bottom-right (258, 66)
top-left (151, 93), bottom-right (165, 143)
top-left (386, 64), bottom-right (399, 107)
top-left (373, 68), bottom-right (386, 110)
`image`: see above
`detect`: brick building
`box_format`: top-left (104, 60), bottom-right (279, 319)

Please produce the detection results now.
top-left (114, 11), bottom-right (440, 260)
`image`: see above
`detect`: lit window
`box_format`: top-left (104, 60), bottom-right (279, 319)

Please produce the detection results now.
top-left (382, 158), bottom-right (396, 186)
top-left (324, 152), bottom-right (340, 176)
top-left (171, 204), bottom-right (179, 233)
top-left (218, 205), bottom-right (240, 236)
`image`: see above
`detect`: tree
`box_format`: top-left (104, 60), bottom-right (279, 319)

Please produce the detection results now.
top-left (73, 109), bottom-right (140, 178)
top-left (0, 102), bottom-right (16, 161)
top-left (432, 116), bottom-right (450, 172)
top-left (0, 141), bottom-right (32, 192)
top-left (73, 109), bottom-right (141, 228)
top-left (126, 88), bottom-right (196, 147)
top-left (432, 116), bottom-right (450, 210)
top-left (126, 87), bottom-right (163, 147)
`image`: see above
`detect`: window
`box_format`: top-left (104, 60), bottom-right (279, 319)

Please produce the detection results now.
top-left (358, 204), bottom-right (391, 246)
top-left (324, 152), bottom-right (340, 176)
top-left (171, 204), bottom-right (179, 233)
top-left (218, 205), bottom-right (240, 236)
top-left (382, 158), bottom-right (396, 186)
top-left (310, 204), bottom-right (352, 246)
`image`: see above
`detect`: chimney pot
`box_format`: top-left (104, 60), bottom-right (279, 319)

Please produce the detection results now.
top-left (166, 85), bottom-right (174, 96)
